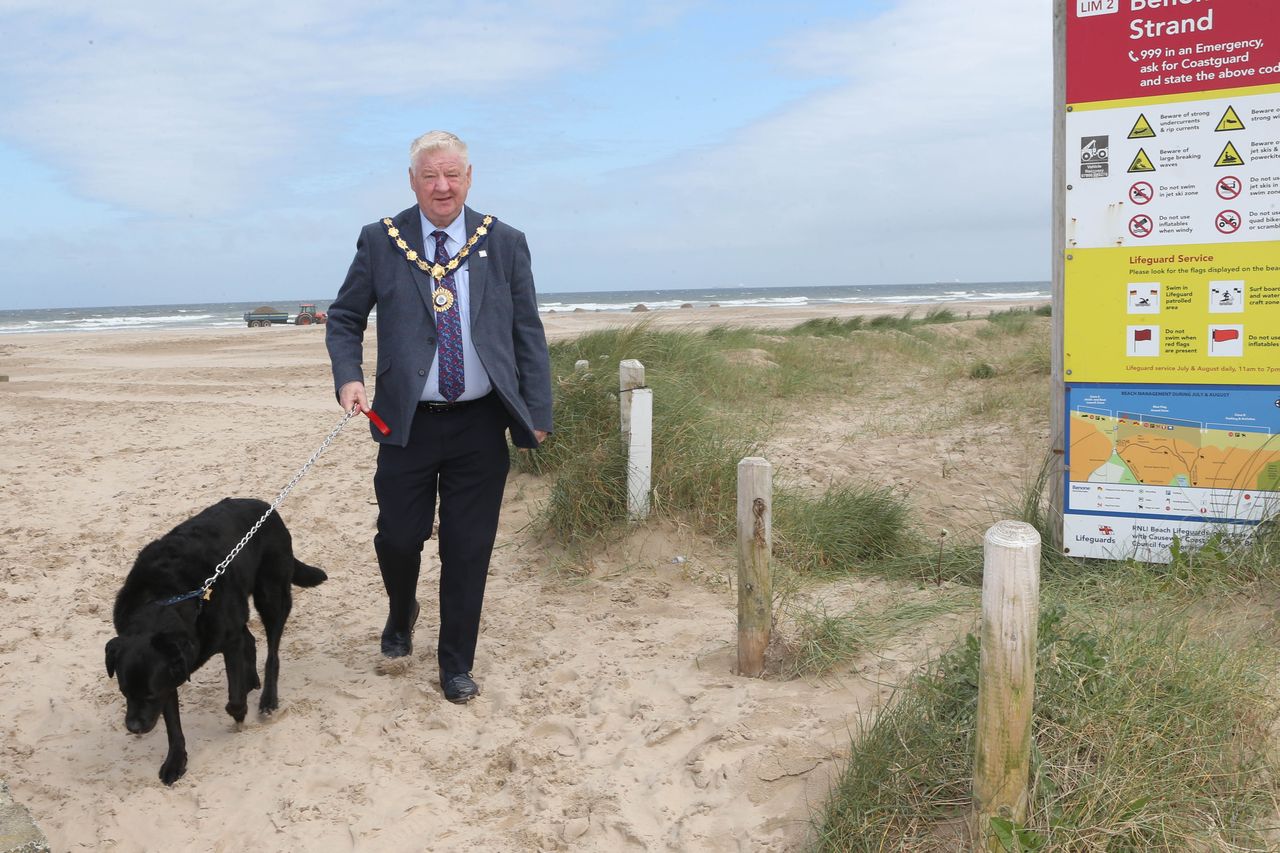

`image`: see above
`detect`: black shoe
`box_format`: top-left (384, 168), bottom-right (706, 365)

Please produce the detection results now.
top-left (441, 671), bottom-right (480, 704)
top-left (380, 600), bottom-right (421, 659)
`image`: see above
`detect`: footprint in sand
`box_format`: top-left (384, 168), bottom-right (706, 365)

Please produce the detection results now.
top-left (528, 717), bottom-right (581, 758)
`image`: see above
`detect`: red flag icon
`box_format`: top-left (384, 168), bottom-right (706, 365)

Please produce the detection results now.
top-left (1212, 328), bottom-right (1240, 343)
top-left (1133, 328), bottom-right (1153, 342)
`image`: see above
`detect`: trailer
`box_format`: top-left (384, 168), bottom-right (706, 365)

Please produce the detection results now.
top-left (243, 303), bottom-right (328, 327)
top-left (244, 306), bottom-right (289, 327)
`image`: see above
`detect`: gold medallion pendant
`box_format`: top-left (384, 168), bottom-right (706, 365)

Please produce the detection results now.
top-left (432, 287), bottom-right (456, 313)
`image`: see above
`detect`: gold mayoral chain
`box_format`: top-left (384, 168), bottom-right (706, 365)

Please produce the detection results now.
top-left (383, 215), bottom-right (495, 313)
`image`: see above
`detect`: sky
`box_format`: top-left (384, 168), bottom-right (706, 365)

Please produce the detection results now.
top-left (0, 0), bottom-right (1052, 309)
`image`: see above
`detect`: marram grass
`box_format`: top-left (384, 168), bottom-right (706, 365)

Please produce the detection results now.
top-left (773, 483), bottom-right (913, 575)
top-left (525, 322), bottom-right (932, 547)
top-left (814, 602), bottom-right (1280, 851)
top-left (518, 313), bottom-right (1280, 849)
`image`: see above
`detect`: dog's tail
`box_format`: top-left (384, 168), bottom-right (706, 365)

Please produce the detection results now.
top-left (292, 560), bottom-right (328, 588)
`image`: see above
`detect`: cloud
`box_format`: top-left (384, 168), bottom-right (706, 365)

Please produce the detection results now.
top-left (676, 0), bottom-right (1050, 243)
top-left (0, 0), bottom-right (628, 215)
top-left (0, 0), bottom-right (1054, 306)
top-left (520, 0), bottom-right (1053, 289)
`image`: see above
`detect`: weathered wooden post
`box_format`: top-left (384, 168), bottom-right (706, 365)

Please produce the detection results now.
top-left (736, 457), bottom-right (772, 677)
top-left (619, 359), bottom-right (645, 441)
top-left (971, 520), bottom-right (1041, 849)
top-left (626, 387), bottom-right (652, 520)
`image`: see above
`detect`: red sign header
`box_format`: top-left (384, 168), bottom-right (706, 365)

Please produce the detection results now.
top-left (1067, 0), bottom-right (1280, 104)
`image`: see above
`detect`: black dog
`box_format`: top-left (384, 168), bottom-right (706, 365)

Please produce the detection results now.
top-left (105, 498), bottom-right (326, 784)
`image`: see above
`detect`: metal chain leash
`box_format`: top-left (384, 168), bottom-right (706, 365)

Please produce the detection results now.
top-left (192, 407), bottom-right (362, 600)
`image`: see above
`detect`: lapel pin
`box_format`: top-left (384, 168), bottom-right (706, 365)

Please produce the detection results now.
top-left (478, 250), bottom-right (487, 257)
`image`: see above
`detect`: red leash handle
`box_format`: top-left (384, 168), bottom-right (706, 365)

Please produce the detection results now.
top-left (363, 409), bottom-right (391, 436)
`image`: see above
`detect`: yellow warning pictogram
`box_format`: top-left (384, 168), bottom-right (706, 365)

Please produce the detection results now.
top-left (1127, 148), bottom-right (1155, 173)
top-left (1215, 140), bottom-right (1245, 167)
top-left (1128, 113), bottom-right (1156, 139)
top-left (1215, 105), bottom-right (1245, 132)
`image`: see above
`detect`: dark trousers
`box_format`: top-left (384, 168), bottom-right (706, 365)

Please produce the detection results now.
top-left (372, 394), bottom-right (510, 674)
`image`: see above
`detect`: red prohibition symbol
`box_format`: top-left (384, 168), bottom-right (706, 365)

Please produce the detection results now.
top-left (1129, 181), bottom-right (1153, 205)
top-left (1129, 214), bottom-right (1153, 238)
top-left (1216, 209), bottom-right (1241, 234)
top-left (1216, 175), bottom-right (1242, 200)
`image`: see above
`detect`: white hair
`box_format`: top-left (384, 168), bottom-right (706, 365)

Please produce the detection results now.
top-left (408, 130), bottom-right (468, 169)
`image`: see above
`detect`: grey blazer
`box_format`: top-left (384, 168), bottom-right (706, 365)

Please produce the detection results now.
top-left (326, 205), bottom-right (553, 448)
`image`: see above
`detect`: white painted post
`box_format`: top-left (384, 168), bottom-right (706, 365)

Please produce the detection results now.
top-left (619, 359), bottom-right (645, 442)
top-left (971, 520), bottom-right (1041, 850)
top-left (626, 388), bottom-right (652, 521)
top-left (736, 457), bottom-right (772, 677)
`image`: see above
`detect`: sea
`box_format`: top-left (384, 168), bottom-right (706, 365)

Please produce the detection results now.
top-left (0, 282), bottom-right (1049, 335)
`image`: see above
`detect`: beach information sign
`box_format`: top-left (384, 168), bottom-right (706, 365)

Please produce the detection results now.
top-left (1061, 0), bottom-right (1280, 560)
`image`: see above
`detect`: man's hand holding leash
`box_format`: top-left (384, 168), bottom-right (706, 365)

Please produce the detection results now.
top-left (339, 380), bottom-right (369, 415)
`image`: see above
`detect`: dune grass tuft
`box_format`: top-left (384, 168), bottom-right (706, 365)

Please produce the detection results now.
top-left (785, 308), bottom-right (958, 339)
top-left (968, 361), bottom-right (997, 380)
top-left (978, 307), bottom-right (1038, 337)
top-left (773, 483), bottom-right (913, 576)
top-left (527, 325), bottom-right (762, 543)
top-left (814, 600), bottom-right (1280, 851)
top-left (780, 592), bottom-right (975, 678)
top-left (788, 316), bottom-right (866, 337)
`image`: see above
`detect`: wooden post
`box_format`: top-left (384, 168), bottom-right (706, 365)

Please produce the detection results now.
top-left (626, 387), bottom-right (652, 521)
top-left (971, 520), bottom-right (1041, 849)
top-left (736, 457), bottom-right (772, 677)
top-left (574, 359), bottom-right (590, 372)
top-left (619, 359), bottom-right (645, 441)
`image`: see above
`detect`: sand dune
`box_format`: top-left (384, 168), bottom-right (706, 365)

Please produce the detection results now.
top-left (0, 301), bottom-right (1032, 851)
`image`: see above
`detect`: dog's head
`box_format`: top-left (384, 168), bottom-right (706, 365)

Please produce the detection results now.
top-left (104, 633), bottom-right (195, 734)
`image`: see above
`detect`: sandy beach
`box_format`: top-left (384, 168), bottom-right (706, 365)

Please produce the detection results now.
top-left (0, 298), bottom-right (1045, 851)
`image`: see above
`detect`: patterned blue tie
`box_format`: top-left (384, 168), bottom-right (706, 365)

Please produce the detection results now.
top-left (431, 230), bottom-right (465, 402)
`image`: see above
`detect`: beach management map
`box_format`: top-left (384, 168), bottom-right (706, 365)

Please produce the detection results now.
top-left (1064, 384), bottom-right (1280, 559)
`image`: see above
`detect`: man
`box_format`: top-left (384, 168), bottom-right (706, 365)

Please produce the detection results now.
top-left (326, 130), bottom-right (552, 704)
